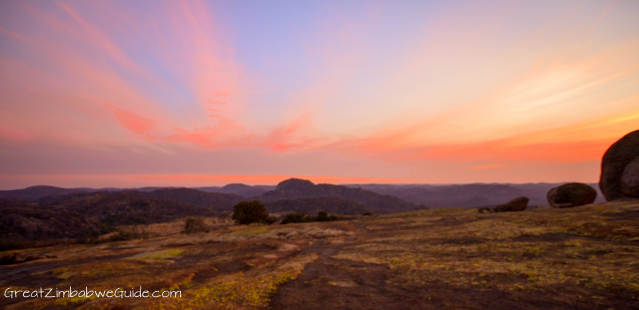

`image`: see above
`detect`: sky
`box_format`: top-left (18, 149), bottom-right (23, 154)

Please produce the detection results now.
top-left (1, 0), bottom-right (638, 189)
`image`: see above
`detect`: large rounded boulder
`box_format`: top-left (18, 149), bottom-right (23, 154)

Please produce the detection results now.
top-left (547, 183), bottom-right (597, 208)
top-left (621, 156), bottom-right (639, 197)
top-left (600, 130), bottom-right (639, 201)
top-left (493, 197), bottom-right (529, 212)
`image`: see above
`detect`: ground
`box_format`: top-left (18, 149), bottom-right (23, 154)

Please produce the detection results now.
top-left (1, 201), bottom-right (638, 309)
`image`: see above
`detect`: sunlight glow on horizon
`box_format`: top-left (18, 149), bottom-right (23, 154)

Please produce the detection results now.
top-left (1, 0), bottom-right (638, 189)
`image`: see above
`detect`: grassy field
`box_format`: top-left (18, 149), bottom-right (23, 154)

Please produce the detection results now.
top-left (1, 200), bottom-right (638, 309)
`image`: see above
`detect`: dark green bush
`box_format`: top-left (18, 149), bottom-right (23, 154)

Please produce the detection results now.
top-left (232, 200), bottom-right (270, 225)
top-left (317, 211), bottom-right (329, 221)
top-left (280, 212), bottom-right (310, 224)
top-left (281, 211), bottom-right (338, 224)
top-left (184, 217), bottom-right (208, 234)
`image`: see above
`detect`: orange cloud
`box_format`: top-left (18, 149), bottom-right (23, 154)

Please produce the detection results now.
top-left (329, 104), bottom-right (638, 166)
top-left (412, 138), bottom-right (614, 163)
top-left (471, 164), bottom-right (509, 170)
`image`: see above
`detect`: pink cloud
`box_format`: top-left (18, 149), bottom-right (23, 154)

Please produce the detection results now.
top-left (0, 126), bottom-right (30, 142)
top-left (165, 115), bottom-right (255, 148)
top-left (54, 1), bottom-right (163, 87)
top-left (106, 105), bottom-right (158, 138)
top-left (262, 113), bottom-right (318, 151)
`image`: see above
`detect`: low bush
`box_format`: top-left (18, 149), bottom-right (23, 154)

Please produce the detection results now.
top-left (281, 210), bottom-right (338, 224)
top-left (280, 212), bottom-right (311, 224)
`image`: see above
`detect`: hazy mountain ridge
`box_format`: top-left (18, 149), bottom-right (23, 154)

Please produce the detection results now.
top-left (50, 191), bottom-right (217, 225)
top-left (1, 182), bottom-right (606, 211)
top-left (0, 180), bottom-right (610, 250)
top-left (264, 197), bottom-right (371, 215)
top-left (347, 183), bottom-right (605, 208)
top-left (197, 183), bottom-right (275, 197)
top-left (257, 178), bottom-right (422, 213)
top-left (0, 185), bottom-right (91, 202)
top-left (1, 205), bottom-right (107, 249)
top-left (0, 191), bottom-right (218, 248)
top-left (147, 188), bottom-right (244, 212)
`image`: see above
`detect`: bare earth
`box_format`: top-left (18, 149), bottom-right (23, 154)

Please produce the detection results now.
top-left (1, 201), bottom-right (638, 309)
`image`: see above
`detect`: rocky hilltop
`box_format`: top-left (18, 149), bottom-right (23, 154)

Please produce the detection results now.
top-left (258, 178), bottom-right (422, 213)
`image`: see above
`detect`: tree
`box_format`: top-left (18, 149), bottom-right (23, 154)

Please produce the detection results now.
top-left (232, 200), bottom-right (269, 225)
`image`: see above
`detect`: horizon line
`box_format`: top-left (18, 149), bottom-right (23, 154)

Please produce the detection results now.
top-left (0, 173), bottom-right (601, 191)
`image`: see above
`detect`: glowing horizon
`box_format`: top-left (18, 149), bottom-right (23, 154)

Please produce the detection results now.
top-left (1, 0), bottom-right (638, 189)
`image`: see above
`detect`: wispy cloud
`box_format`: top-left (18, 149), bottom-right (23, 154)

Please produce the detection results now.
top-left (1, 0), bottom-right (638, 186)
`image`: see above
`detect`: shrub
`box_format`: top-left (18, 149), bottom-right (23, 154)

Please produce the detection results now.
top-left (317, 211), bottom-right (329, 221)
top-left (264, 215), bottom-right (277, 225)
top-left (184, 217), bottom-right (208, 234)
top-left (281, 211), bottom-right (338, 224)
top-left (232, 200), bottom-right (270, 225)
top-left (362, 212), bottom-right (372, 216)
top-left (280, 212), bottom-right (310, 224)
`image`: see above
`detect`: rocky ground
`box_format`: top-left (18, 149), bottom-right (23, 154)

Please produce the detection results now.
top-left (1, 200), bottom-right (638, 309)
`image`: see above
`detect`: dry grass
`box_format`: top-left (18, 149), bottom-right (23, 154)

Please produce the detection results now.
top-left (1, 201), bottom-right (638, 309)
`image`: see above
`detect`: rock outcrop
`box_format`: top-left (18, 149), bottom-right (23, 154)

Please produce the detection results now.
top-left (547, 183), bottom-right (597, 208)
top-left (621, 156), bottom-right (639, 197)
top-left (600, 130), bottom-right (639, 201)
top-left (493, 197), bottom-right (529, 212)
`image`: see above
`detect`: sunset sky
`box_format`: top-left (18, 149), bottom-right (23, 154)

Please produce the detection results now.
top-left (1, 0), bottom-right (638, 189)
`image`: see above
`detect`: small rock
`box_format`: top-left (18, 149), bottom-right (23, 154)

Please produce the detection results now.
top-left (477, 207), bottom-right (491, 214)
top-left (285, 231), bottom-right (300, 240)
top-left (547, 183), bottom-right (597, 208)
top-left (493, 197), bottom-right (529, 212)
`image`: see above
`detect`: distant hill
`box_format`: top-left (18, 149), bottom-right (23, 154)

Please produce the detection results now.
top-left (348, 183), bottom-right (606, 208)
top-left (50, 191), bottom-right (218, 226)
top-left (0, 205), bottom-right (107, 248)
top-left (197, 183), bottom-right (275, 197)
top-left (0, 185), bottom-right (89, 202)
top-left (0, 191), bottom-right (218, 248)
top-left (265, 197), bottom-right (370, 215)
top-left (147, 188), bottom-right (244, 211)
top-left (0, 198), bottom-right (32, 208)
top-left (256, 178), bottom-right (421, 213)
